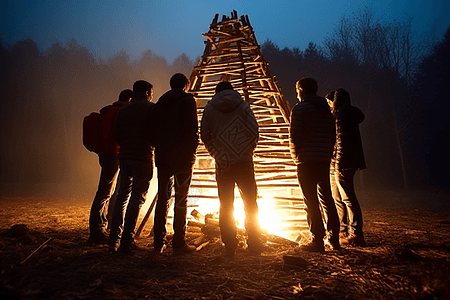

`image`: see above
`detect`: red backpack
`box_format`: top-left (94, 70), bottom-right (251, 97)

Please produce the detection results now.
top-left (83, 112), bottom-right (101, 153)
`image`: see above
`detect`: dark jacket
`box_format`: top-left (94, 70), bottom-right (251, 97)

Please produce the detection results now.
top-left (201, 89), bottom-right (258, 169)
top-left (151, 88), bottom-right (199, 169)
top-left (113, 96), bottom-right (155, 162)
top-left (98, 101), bottom-right (126, 155)
top-left (332, 104), bottom-right (366, 171)
top-left (289, 95), bottom-right (336, 164)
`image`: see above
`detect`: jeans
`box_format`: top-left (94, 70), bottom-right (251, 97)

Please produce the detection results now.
top-left (89, 154), bottom-right (119, 237)
top-left (216, 161), bottom-right (261, 250)
top-left (154, 163), bottom-right (194, 249)
top-left (330, 169), bottom-right (363, 236)
top-left (297, 162), bottom-right (340, 243)
top-left (109, 159), bottom-right (153, 245)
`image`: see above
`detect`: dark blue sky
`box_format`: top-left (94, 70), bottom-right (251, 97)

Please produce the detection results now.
top-left (1, 0), bottom-right (449, 63)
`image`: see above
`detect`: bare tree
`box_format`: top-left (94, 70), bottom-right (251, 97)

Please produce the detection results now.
top-left (325, 8), bottom-right (425, 85)
top-left (324, 8), bottom-right (430, 189)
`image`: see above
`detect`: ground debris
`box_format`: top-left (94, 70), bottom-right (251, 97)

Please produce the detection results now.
top-left (1, 192), bottom-right (450, 299)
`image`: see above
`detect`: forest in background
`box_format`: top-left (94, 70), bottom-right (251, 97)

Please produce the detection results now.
top-left (1, 9), bottom-right (449, 197)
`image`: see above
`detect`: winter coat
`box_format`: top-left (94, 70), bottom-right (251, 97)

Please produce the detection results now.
top-left (113, 96), bottom-right (155, 162)
top-left (201, 89), bottom-right (259, 170)
top-left (332, 104), bottom-right (366, 171)
top-left (151, 88), bottom-right (199, 170)
top-left (289, 95), bottom-right (336, 165)
top-left (98, 101), bottom-right (126, 155)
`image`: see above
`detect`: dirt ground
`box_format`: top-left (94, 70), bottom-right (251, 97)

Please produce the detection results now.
top-left (1, 188), bottom-right (450, 300)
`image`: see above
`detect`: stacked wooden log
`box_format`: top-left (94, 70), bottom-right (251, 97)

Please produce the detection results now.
top-left (187, 11), bottom-right (308, 241)
top-left (186, 210), bottom-right (299, 249)
top-left (135, 11), bottom-right (308, 242)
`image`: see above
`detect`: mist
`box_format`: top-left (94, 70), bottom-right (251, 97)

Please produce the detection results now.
top-left (0, 39), bottom-right (195, 197)
top-left (1, 20), bottom-right (449, 198)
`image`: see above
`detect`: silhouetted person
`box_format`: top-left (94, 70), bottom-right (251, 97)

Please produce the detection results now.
top-left (151, 73), bottom-right (199, 253)
top-left (109, 80), bottom-right (155, 254)
top-left (88, 89), bottom-right (133, 244)
top-left (330, 88), bottom-right (366, 247)
top-left (290, 77), bottom-right (340, 252)
top-left (201, 81), bottom-right (263, 256)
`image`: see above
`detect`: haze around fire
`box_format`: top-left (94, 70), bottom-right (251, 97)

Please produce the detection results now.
top-left (1, 0), bottom-right (449, 63)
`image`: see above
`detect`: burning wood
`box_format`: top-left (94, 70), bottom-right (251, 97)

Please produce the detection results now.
top-left (135, 10), bottom-right (308, 243)
top-left (186, 10), bottom-right (308, 242)
top-left (187, 209), bottom-right (299, 249)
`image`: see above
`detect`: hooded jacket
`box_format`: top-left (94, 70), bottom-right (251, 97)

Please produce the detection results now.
top-left (151, 88), bottom-right (199, 169)
top-left (289, 95), bottom-right (336, 164)
top-left (201, 89), bottom-right (258, 170)
top-left (113, 95), bottom-right (155, 162)
top-left (332, 90), bottom-right (366, 171)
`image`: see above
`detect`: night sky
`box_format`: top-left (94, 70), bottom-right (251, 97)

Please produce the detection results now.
top-left (2, 0), bottom-right (449, 63)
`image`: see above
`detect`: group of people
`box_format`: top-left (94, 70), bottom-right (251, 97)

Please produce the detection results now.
top-left (88, 74), bottom-right (199, 254)
top-left (87, 74), bottom-right (366, 256)
top-left (290, 77), bottom-right (366, 252)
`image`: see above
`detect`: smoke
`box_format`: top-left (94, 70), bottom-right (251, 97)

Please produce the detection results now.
top-left (1, 35), bottom-right (446, 198)
top-left (0, 38), bottom-right (195, 197)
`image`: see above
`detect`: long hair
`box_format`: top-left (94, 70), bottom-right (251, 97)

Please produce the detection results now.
top-left (333, 88), bottom-right (351, 117)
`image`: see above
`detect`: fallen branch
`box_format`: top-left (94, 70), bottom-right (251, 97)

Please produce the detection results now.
top-left (20, 237), bottom-right (52, 265)
top-left (135, 193), bottom-right (158, 238)
top-left (196, 240), bottom-right (210, 251)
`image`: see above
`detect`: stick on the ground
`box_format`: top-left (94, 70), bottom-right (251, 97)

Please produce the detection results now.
top-left (135, 193), bottom-right (158, 238)
top-left (20, 237), bottom-right (52, 265)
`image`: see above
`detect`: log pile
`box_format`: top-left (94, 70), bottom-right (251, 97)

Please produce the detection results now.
top-left (137, 11), bottom-right (308, 242)
top-left (186, 11), bottom-right (308, 240)
top-left (186, 210), bottom-right (299, 249)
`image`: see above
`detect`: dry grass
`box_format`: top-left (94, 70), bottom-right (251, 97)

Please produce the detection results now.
top-left (1, 188), bottom-right (450, 299)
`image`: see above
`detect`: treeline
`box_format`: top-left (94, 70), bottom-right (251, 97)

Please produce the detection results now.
top-left (0, 8), bottom-right (449, 196)
top-left (260, 9), bottom-right (450, 189)
top-left (0, 39), bottom-right (196, 195)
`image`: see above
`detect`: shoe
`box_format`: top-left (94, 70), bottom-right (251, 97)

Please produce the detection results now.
top-left (118, 241), bottom-right (138, 254)
top-left (326, 236), bottom-right (341, 251)
top-left (173, 243), bottom-right (196, 254)
top-left (109, 239), bottom-right (120, 252)
top-left (299, 240), bottom-right (325, 253)
top-left (224, 245), bottom-right (236, 257)
top-left (87, 232), bottom-right (109, 245)
top-left (329, 241), bottom-right (341, 251)
top-left (339, 231), bottom-right (349, 239)
top-left (339, 232), bottom-right (349, 245)
top-left (154, 244), bottom-right (166, 254)
top-left (347, 234), bottom-right (366, 247)
top-left (248, 242), bottom-right (266, 256)
top-left (154, 238), bottom-right (165, 253)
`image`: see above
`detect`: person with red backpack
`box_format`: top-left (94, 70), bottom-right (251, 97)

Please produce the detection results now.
top-left (87, 89), bottom-right (133, 244)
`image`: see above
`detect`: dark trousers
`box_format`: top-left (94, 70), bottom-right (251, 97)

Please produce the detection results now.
top-left (297, 162), bottom-right (340, 243)
top-left (216, 161), bottom-right (261, 250)
top-left (89, 154), bottom-right (119, 237)
top-left (154, 163), bottom-right (194, 248)
top-left (330, 169), bottom-right (363, 236)
top-left (109, 159), bottom-right (153, 245)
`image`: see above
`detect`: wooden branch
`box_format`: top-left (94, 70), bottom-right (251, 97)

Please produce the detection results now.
top-left (20, 237), bottom-right (52, 265)
top-left (186, 11), bottom-right (308, 235)
top-left (135, 193), bottom-right (158, 238)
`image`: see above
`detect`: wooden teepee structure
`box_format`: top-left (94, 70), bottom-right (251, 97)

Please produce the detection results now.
top-left (186, 11), bottom-right (308, 240)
